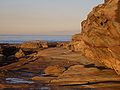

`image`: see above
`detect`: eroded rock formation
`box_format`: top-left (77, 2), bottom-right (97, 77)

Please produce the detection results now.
top-left (71, 0), bottom-right (120, 74)
top-left (20, 41), bottom-right (48, 51)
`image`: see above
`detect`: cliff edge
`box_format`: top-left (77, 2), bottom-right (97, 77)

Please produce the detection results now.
top-left (72, 0), bottom-right (120, 74)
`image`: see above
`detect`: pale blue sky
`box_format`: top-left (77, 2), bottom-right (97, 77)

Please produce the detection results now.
top-left (0, 0), bottom-right (103, 35)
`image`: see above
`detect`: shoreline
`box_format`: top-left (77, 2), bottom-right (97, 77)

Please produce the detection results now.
top-left (0, 41), bottom-right (120, 89)
top-left (0, 35), bottom-right (71, 44)
top-left (0, 40), bottom-right (70, 44)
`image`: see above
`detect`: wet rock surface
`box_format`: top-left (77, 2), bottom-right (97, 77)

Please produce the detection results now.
top-left (0, 46), bottom-right (120, 89)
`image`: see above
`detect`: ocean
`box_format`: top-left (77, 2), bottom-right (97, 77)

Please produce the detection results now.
top-left (0, 35), bottom-right (71, 43)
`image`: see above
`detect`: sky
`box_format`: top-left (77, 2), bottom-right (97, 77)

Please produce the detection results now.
top-left (0, 0), bottom-right (104, 35)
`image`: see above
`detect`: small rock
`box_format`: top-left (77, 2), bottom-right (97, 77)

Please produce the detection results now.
top-left (44, 65), bottom-right (66, 76)
top-left (15, 49), bottom-right (25, 58)
top-left (41, 42), bottom-right (48, 49)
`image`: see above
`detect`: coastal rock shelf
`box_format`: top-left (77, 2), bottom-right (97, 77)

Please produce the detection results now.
top-left (0, 46), bottom-right (120, 89)
top-left (71, 0), bottom-right (120, 75)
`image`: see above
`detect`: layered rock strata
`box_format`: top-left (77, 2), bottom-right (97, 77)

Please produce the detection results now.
top-left (71, 0), bottom-right (120, 74)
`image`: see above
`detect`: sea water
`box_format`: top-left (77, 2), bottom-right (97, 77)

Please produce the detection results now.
top-left (0, 35), bottom-right (71, 43)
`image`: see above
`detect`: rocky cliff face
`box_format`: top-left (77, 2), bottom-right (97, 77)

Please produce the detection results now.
top-left (72, 0), bottom-right (120, 74)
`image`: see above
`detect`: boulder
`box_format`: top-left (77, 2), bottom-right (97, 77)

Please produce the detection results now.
top-left (0, 54), bottom-right (5, 62)
top-left (20, 41), bottom-right (42, 50)
top-left (71, 0), bottom-right (120, 75)
top-left (41, 42), bottom-right (48, 49)
top-left (1, 45), bottom-right (18, 57)
top-left (15, 49), bottom-right (25, 58)
top-left (44, 65), bottom-right (66, 76)
top-left (20, 41), bottom-right (48, 51)
top-left (0, 46), bottom-right (2, 54)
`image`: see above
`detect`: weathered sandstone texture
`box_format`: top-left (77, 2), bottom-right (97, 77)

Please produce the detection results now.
top-left (71, 0), bottom-right (120, 74)
top-left (44, 65), bottom-right (66, 76)
top-left (20, 41), bottom-right (48, 51)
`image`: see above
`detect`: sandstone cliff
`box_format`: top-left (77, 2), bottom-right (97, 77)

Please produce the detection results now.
top-left (72, 0), bottom-right (120, 74)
